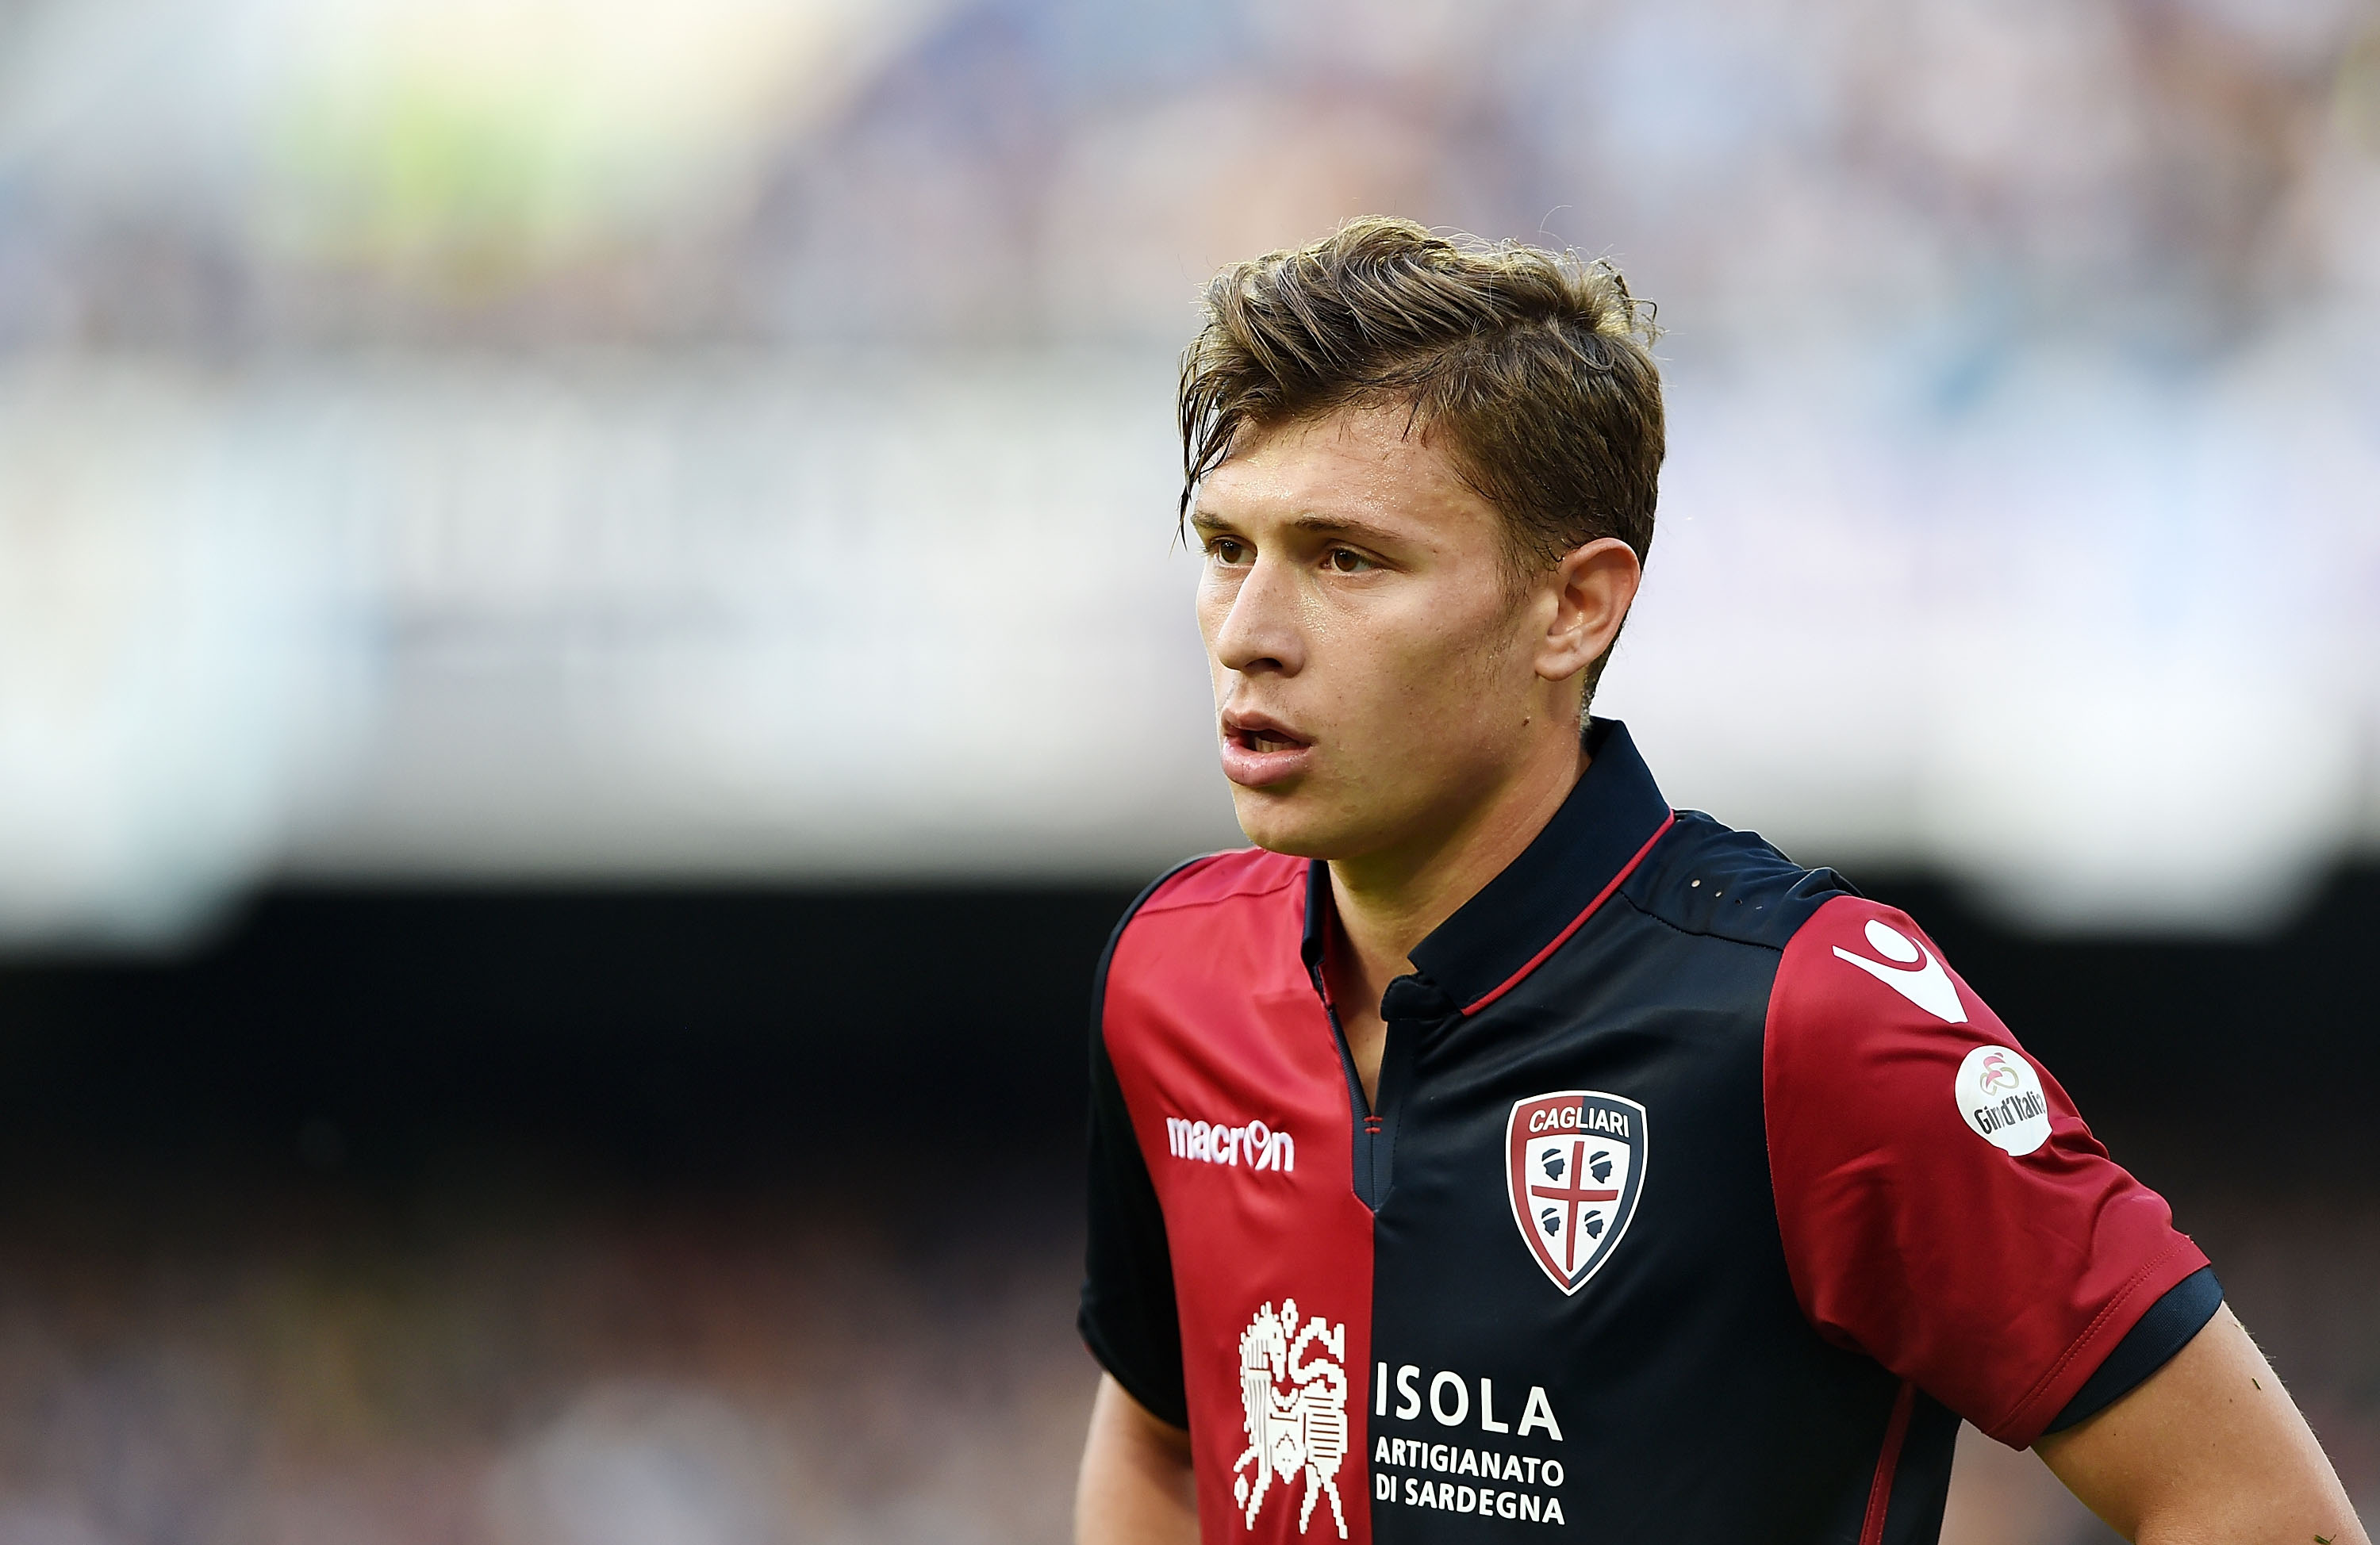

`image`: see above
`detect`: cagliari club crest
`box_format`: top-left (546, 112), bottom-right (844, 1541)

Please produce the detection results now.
top-left (1505, 1091), bottom-right (1649, 1294)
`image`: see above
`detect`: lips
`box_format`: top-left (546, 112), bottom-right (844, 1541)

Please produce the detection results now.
top-left (1219, 712), bottom-right (1314, 789)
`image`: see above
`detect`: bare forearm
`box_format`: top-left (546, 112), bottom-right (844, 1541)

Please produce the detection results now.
top-left (2038, 1306), bottom-right (2367, 1545)
top-left (1077, 1374), bottom-right (1197, 1545)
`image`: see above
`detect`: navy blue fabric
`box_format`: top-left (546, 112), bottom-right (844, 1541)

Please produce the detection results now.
top-left (1361, 729), bottom-right (1906, 1540)
top-left (1404, 719), bottom-right (1672, 1010)
top-left (2044, 1267), bottom-right (2224, 1433)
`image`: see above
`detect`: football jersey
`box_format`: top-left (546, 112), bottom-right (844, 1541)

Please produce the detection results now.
top-left (1080, 719), bottom-right (2218, 1545)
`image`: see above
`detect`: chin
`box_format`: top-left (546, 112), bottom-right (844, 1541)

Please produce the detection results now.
top-left (1226, 785), bottom-right (1362, 861)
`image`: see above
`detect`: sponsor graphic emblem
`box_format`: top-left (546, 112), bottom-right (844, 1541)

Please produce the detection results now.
top-left (1231, 1299), bottom-right (1350, 1538)
top-left (1833, 918), bottom-right (1967, 1023)
top-left (1504, 1091), bottom-right (1648, 1294)
top-left (1956, 1044), bottom-right (2052, 1156)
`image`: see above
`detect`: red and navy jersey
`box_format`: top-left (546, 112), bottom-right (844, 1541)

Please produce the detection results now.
top-left (1080, 720), bottom-right (2219, 1545)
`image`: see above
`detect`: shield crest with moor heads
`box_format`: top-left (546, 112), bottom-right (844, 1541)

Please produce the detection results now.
top-left (1505, 1091), bottom-right (1648, 1294)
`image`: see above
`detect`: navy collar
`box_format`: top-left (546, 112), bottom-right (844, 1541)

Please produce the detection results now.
top-left (1300, 718), bottom-right (1674, 1019)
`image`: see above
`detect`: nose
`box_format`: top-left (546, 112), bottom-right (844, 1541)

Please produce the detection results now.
top-left (1207, 552), bottom-right (1307, 678)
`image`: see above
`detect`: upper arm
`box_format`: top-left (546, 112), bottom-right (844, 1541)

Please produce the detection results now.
top-left (1077, 1374), bottom-right (1196, 1545)
top-left (1078, 887), bottom-right (1189, 1428)
top-left (2037, 1305), bottom-right (2368, 1545)
top-left (1764, 895), bottom-right (2209, 1446)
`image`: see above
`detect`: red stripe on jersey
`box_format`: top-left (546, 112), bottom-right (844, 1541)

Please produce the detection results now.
top-left (1102, 849), bottom-right (1376, 1545)
top-left (1857, 1382), bottom-right (1916, 1545)
top-left (1461, 811), bottom-right (1675, 1014)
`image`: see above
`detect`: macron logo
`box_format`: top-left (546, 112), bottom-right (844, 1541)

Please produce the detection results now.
top-left (1832, 918), bottom-right (1967, 1024)
top-left (1168, 1116), bottom-right (1296, 1173)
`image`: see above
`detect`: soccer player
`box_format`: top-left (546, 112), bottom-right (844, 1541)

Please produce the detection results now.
top-left (1073, 220), bottom-right (2367, 1545)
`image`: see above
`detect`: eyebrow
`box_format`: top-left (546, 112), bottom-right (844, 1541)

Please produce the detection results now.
top-left (1189, 509), bottom-right (1405, 547)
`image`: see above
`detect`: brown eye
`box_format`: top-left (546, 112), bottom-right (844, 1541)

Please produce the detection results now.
top-left (1328, 548), bottom-right (1372, 573)
top-left (1211, 539), bottom-right (1247, 565)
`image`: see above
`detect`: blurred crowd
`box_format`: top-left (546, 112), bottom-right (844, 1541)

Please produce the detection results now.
top-left (0, 1165), bottom-right (1092, 1545)
top-left (0, 1156), bottom-right (2365, 1545)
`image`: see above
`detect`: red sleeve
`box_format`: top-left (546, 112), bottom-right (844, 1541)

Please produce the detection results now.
top-left (1764, 894), bottom-right (2208, 1447)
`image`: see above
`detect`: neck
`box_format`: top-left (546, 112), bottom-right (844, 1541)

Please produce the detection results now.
top-left (1327, 723), bottom-right (1591, 1007)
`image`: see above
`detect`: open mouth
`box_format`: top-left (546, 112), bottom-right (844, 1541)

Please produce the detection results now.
top-left (1227, 721), bottom-right (1311, 754)
top-left (1219, 715), bottom-right (1312, 788)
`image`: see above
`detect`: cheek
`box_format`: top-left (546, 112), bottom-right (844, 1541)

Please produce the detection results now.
top-left (1375, 611), bottom-right (1522, 721)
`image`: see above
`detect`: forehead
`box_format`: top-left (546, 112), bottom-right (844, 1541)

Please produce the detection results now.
top-left (1194, 405), bottom-right (1499, 541)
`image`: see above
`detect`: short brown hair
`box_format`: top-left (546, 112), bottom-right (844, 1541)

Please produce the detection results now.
top-left (1179, 217), bottom-right (1664, 704)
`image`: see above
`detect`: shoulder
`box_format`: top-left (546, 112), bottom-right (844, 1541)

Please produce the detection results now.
top-left (1616, 808), bottom-right (1862, 953)
top-left (1767, 891), bottom-right (1979, 1037)
top-left (1106, 847), bottom-right (1306, 958)
top-left (1759, 891), bottom-right (2025, 1159)
top-left (1133, 846), bottom-right (1306, 921)
top-left (1095, 848), bottom-right (1307, 1019)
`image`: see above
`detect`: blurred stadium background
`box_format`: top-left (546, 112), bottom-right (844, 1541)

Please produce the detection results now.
top-left (0, 0), bottom-right (2375, 1539)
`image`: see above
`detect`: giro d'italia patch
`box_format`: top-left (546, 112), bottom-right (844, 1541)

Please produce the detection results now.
top-left (1505, 1091), bottom-right (1648, 1295)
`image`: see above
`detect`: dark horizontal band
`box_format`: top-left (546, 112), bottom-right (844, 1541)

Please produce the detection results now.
top-left (2044, 1265), bottom-right (2223, 1435)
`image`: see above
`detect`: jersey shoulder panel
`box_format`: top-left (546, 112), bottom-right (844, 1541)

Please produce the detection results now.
top-left (1763, 891), bottom-right (2209, 1447)
top-left (1130, 845), bottom-right (1304, 920)
top-left (1102, 848), bottom-right (1306, 1040)
top-left (1617, 808), bottom-right (1860, 952)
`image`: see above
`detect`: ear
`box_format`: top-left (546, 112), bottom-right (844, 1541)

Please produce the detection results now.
top-left (1532, 537), bottom-right (1641, 685)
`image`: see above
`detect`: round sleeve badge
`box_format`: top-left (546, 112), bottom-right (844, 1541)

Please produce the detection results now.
top-left (1954, 1045), bottom-right (2052, 1156)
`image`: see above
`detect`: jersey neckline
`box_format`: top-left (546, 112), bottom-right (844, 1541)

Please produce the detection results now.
top-left (1296, 717), bottom-right (1676, 1022)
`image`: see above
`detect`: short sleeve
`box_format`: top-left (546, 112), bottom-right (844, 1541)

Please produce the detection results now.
top-left (1763, 895), bottom-right (2209, 1448)
top-left (1077, 902), bottom-right (1188, 1428)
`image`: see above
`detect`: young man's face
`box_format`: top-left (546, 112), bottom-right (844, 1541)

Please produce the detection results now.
top-left (1191, 405), bottom-right (1583, 864)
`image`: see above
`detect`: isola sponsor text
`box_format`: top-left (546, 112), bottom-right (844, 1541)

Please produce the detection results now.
top-left (1376, 1364), bottom-right (1563, 1440)
top-left (1372, 1428), bottom-right (1568, 1525)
